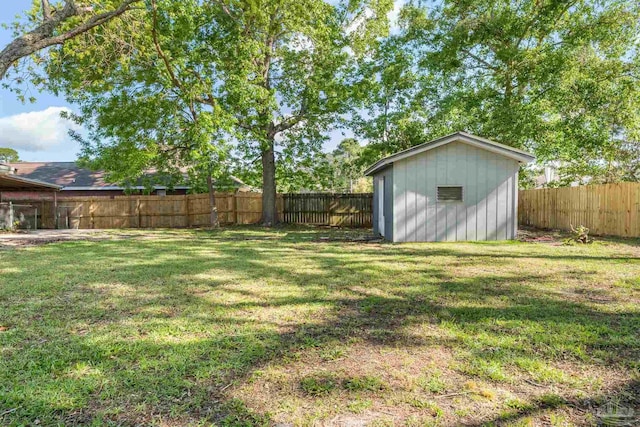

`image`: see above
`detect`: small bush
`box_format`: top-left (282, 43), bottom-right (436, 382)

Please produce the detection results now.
top-left (564, 224), bottom-right (593, 244)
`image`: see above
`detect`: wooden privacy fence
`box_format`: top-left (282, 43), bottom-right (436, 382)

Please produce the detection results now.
top-left (7, 192), bottom-right (374, 229)
top-left (519, 182), bottom-right (640, 238)
top-left (282, 193), bottom-right (373, 227)
top-left (38, 193), bottom-right (281, 229)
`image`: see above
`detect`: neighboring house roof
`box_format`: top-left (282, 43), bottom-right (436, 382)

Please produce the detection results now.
top-left (364, 131), bottom-right (536, 176)
top-left (0, 172), bottom-right (62, 191)
top-left (6, 162), bottom-right (188, 190)
top-left (6, 162), bottom-right (256, 192)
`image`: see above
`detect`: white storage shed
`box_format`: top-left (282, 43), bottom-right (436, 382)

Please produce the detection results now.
top-left (365, 132), bottom-right (535, 242)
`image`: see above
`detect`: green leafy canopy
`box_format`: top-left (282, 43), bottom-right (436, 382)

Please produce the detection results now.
top-left (354, 0), bottom-right (640, 184)
top-left (0, 148), bottom-right (20, 163)
top-left (39, 0), bottom-right (392, 199)
top-left (10, 0), bottom-right (639, 191)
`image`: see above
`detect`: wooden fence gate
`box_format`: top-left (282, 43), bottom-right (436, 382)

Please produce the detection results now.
top-left (282, 193), bottom-right (373, 228)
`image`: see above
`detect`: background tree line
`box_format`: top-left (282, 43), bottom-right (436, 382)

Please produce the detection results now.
top-left (2, 0), bottom-right (639, 223)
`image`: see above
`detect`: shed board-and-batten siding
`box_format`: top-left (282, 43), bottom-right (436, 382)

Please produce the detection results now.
top-left (392, 141), bottom-right (519, 242)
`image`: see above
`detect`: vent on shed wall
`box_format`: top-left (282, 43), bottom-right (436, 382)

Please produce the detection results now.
top-left (437, 186), bottom-right (463, 202)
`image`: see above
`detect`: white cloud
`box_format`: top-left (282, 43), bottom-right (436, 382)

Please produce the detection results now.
top-left (0, 107), bottom-right (81, 152)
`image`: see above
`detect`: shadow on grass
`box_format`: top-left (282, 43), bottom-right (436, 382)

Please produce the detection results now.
top-left (466, 379), bottom-right (640, 427)
top-left (0, 227), bottom-right (638, 425)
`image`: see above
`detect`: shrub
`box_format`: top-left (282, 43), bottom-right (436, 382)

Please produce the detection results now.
top-left (565, 224), bottom-right (593, 244)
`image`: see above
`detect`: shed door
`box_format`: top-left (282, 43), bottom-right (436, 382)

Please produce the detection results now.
top-left (378, 176), bottom-right (385, 236)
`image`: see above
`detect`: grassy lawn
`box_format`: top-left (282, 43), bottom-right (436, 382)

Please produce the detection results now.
top-left (1, 227), bottom-right (639, 426)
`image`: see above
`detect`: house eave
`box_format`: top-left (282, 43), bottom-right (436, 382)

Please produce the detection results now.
top-left (0, 173), bottom-right (63, 191)
top-left (60, 186), bottom-right (191, 191)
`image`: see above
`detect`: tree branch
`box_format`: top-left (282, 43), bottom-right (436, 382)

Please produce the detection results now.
top-left (210, 0), bottom-right (236, 20)
top-left (0, 0), bottom-right (142, 80)
top-left (460, 48), bottom-right (500, 71)
top-left (150, 0), bottom-right (219, 121)
top-left (150, 0), bottom-right (183, 92)
top-left (41, 0), bottom-right (53, 21)
top-left (274, 101), bottom-right (308, 134)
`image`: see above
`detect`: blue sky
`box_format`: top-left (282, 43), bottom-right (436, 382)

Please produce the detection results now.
top-left (0, 1), bottom-right (84, 161)
top-left (0, 1), bottom-right (403, 163)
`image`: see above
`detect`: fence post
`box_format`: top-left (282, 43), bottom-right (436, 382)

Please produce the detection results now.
top-left (232, 193), bottom-right (238, 225)
top-left (90, 199), bottom-right (95, 229)
top-left (329, 194), bottom-right (337, 226)
top-left (137, 198), bottom-right (141, 228)
top-left (185, 195), bottom-right (191, 228)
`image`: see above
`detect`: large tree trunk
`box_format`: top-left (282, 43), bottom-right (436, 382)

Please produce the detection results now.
top-left (207, 173), bottom-right (219, 228)
top-left (261, 141), bottom-right (278, 226)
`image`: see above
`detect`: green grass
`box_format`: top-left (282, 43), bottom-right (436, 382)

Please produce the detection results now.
top-left (342, 375), bottom-right (387, 392)
top-left (300, 373), bottom-right (338, 396)
top-left (0, 226), bottom-right (639, 426)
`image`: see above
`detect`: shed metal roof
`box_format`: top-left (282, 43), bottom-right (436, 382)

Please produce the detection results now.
top-left (364, 132), bottom-right (535, 176)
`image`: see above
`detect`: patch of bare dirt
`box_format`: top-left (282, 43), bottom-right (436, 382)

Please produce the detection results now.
top-left (0, 230), bottom-right (135, 249)
top-left (517, 227), bottom-right (568, 244)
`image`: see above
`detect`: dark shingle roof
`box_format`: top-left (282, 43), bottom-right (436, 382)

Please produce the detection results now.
top-left (7, 162), bottom-right (253, 191)
top-left (7, 162), bottom-right (121, 188)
